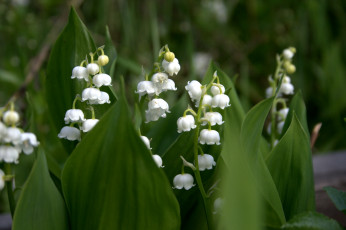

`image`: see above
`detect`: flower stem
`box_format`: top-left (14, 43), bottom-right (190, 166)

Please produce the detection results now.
top-left (4, 164), bottom-right (16, 217)
top-left (193, 92), bottom-right (214, 229)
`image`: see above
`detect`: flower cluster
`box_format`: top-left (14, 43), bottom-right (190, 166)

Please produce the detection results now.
top-left (58, 47), bottom-right (111, 142)
top-left (136, 45), bottom-right (180, 123)
top-left (0, 106), bottom-right (39, 165)
top-left (266, 47), bottom-right (297, 147)
top-left (173, 71), bottom-right (230, 190)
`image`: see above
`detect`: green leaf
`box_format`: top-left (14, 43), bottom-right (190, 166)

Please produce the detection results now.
top-left (324, 186), bottom-right (346, 214)
top-left (61, 80), bottom-right (180, 230)
top-left (12, 150), bottom-right (69, 230)
top-left (281, 212), bottom-right (343, 230)
top-left (267, 114), bottom-right (315, 220)
top-left (46, 7), bottom-right (115, 154)
top-left (240, 97), bottom-right (286, 227)
top-left (281, 91), bottom-right (309, 137)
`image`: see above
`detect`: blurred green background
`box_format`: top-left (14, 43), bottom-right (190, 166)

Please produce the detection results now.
top-left (0, 0), bottom-right (345, 153)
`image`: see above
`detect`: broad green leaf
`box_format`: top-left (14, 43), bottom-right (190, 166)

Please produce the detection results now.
top-left (62, 81), bottom-right (180, 230)
top-left (281, 212), bottom-right (343, 230)
top-left (220, 108), bottom-right (261, 230)
top-left (240, 98), bottom-right (286, 227)
top-left (281, 91), bottom-right (309, 138)
top-left (12, 150), bottom-right (69, 230)
top-left (324, 186), bottom-right (346, 214)
top-left (267, 114), bottom-right (315, 220)
top-left (46, 7), bottom-right (115, 154)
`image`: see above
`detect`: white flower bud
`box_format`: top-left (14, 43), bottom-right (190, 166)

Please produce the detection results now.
top-left (86, 63), bottom-right (100, 75)
top-left (145, 99), bottom-right (170, 122)
top-left (265, 87), bottom-right (273, 98)
top-left (58, 126), bottom-right (81, 141)
top-left (93, 73), bottom-right (112, 87)
top-left (152, 154), bottom-right (163, 168)
top-left (64, 109), bottom-right (85, 124)
top-left (173, 173), bottom-right (195, 190)
top-left (278, 108), bottom-right (289, 121)
top-left (81, 119), bottom-right (99, 133)
top-left (199, 129), bottom-right (220, 145)
top-left (211, 84), bottom-right (225, 96)
top-left (177, 115), bottom-right (196, 133)
top-left (213, 198), bottom-right (223, 214)
top-left (277, 121), bottom-right (285, 134)
top-left (136, 81), bottom-right (156, 99)
top-left (3, 110), bottom-right (20, 126)
top-left (211, 94), bottom-right (230, 109)
top-left (283, 49), bottom-right (294, 60)
top-left (0, 169), bottom-right (4, 190)
top-left (202, 112), bottom-right (224, 126)
top-left (71, 66), bottom-right (89, 81)
top-left (185, 80), bottom-right (202, 102)
top-left (140, 136), bottom-right (151, 150)
top-left (164, 51), bottom-right (175, 62)
top-left (162, 58), bottom-right (180, 76)
top-left (197, 154), bottom-right (216, 171)
top-left (0, 145), bottom-right (21, 163)
top-left (19, 133), bottom-right (40, 154)
top-left (3, 127), bottom-right (21, 145)
top-left (195, 94), bottom-right (213, 107)
top-left (98, 55), bottom-right (109, 66)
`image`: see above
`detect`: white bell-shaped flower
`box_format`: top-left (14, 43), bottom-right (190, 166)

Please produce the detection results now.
top-left (3, 127), bottom-right (22, 145)
top-left (162, 58), bottom-right (180, 76)
top-left (0, 169), bottom-right (4, 190)
top-left (82, 88), bottom-right (101, 103)
top-left (91, 91), bottom-right (111, 105)
top-left (199, 129), bottom-right (220, 145)
top-left (93, 73), bottom-right (112, 87)
top-left (58, 126), bottom-right (81, 141)
top-left (0, 145), bottom-right (21, 163)
top-left (197, 154), bottom-right (216, 171)
top-left (277, 121), bottom-right (285, 134)
top-left (81, 119), bottom-right (99, 133)
top-left (71, 66), bottom-right (89, 81)
top-left (19, 133), bottom-right (40, 154)
top-left (278, 108), bottom-right (289, 121)
top-left (0, 122), bottom-right (7, 140)
top-left (279, 76), bottom-right (294, 95)
top-left (212, 94), bottom-right (230, 109)
top-left (283, 49), bottom-right (294, 60)
top-left (265, 87), bottom-right (273, 98)
top-left (145, 99), bottom-right (170, 122)
top-left (3, 110), bottom-right (20, 126)
top-left (177, 115), bottom-right (196, 133)
top-left (64, 109), bottom-right (85, 124)
top-left (136, 81), bottom-right (156, 99)
top-left (201, 112), bottom-right (224, 126)
top-left (185, 80), bottom-right (202, 102)
top-left (86, 63), bottom-right (100, 75)
top-left (152, 154), bottom-right (163, 168)
top-left (140, 136), bottom-right (151, 150)
top-left (173, 173), bottom-right (195, 190)
top-left (195, 94), bottom-right (212, 107)
top-left (211, 84), bottom-right (225, 96)
top-left (152, 72), bottom-right (177, 95)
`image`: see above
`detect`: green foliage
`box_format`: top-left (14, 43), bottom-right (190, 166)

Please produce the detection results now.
top-left (12, 150), bottom-right (69, 230)
top-left (281, 212), bottom-right (343, 230)
top-left (324, 187), bottom-right (346, 214)
top-left (267, 115), bottom-right (315, 220)
top-left (61, 80), bottom-right (180, 230)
